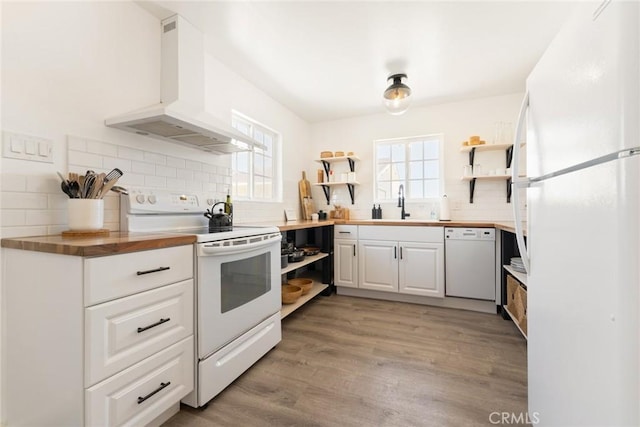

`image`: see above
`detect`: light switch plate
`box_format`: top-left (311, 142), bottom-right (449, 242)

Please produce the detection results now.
top-left (2, 131), bottom-right (54, 163)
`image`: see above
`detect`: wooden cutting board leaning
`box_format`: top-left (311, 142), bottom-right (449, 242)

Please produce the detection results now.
top-left (298, 171), bottom-right (314, 220)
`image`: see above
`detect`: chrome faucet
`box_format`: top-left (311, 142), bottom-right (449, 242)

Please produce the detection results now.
top-left (397, 184), bottom-right (410, 219)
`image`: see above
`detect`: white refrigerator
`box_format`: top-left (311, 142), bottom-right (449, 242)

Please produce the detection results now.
top-left (510, 1), bottom-right (639, 425)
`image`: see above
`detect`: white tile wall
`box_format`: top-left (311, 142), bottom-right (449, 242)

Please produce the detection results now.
top-left (0, 135), bottom-right (233, 238)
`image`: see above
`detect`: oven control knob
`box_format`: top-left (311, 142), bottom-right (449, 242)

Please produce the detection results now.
top-left (147, 195), bottom-right (157, 204)
top-left (136, 194), bottom-right (146, 204)
top-left (206, 198), bottom-right (214, 206)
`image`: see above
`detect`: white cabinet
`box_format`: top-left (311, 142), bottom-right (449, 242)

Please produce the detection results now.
top-left (358, 240), bottom-right (398, 292)
top-left (358, 226), bottom-right (444, 298)
top-left (334, 225), bottom-right (358, 288)
top-left (85, 279), bottom-right (194, 386)
top-left (1, 244), bottom-right (195, 427)
top-left (398, 242), bottom-right (444, 297)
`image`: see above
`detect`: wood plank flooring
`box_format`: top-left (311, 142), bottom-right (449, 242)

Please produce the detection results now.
top-left (164, 295), bottom-right (528, 427)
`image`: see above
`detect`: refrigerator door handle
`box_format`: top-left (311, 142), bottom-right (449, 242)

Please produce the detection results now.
top-left (524, 146), bottom-right (640, 186)
top-left (511, 92), bottom-right (530, 273)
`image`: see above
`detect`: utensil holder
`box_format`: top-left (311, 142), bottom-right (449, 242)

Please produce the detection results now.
top-left (68, 199), bottom-right (104, 230)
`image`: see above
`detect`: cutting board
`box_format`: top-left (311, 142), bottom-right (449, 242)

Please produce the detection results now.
top-left (299, 171), bottom-right (314, 220)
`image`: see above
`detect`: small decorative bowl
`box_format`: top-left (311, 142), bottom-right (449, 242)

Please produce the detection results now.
top-left (282, 285), bottom-right (302, 304)
top-left (287, 278), bottom-right (313, 295)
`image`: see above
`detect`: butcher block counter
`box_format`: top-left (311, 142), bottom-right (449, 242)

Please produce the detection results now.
top-left (244, 219), bottom-right (523, 234)
top-left (1, 220), bottom-right (523, 257)
top-left (0, 232), bottom-right (196, 257)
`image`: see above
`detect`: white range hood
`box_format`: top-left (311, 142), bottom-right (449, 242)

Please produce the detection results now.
top-left (105, 15), bottom-right (256, 154)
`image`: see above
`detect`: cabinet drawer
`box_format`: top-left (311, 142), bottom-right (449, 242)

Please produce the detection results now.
top-left (85, 280), bottom-right (193, 387)
top-left (85, 336), bottom-right (194, 427)
top-left (335, 225), bottom-right (358, 238)
top-left (358, 225), bottom-right (443, 242)
top-left (84, 245), bottom-right (193, 306)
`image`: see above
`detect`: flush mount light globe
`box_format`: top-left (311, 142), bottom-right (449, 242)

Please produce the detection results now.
top-left (383, 73), bottom-right (412, 115)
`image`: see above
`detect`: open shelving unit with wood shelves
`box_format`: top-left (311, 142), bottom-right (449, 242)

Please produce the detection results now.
top-left (281, 271), bottom-right (328, 319)
top-left (498, 228), bottom-right (528, 340)
top-left (503, 264), bottom-right (527, 286)
top-left (459, 143), bottom-right (522, 203)
top-left (314, 156), bottom-right (360, 205)
top-left (279, 222), bottom-right (333, 319)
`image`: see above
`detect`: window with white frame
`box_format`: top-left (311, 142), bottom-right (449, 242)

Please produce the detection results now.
top-left (231, 113), bottom-right (280, 201)
top-left (374, 134), bottom-right (443, 201)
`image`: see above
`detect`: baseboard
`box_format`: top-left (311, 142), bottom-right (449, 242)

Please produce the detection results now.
top-left (336, 287), bottom-right (497, 314)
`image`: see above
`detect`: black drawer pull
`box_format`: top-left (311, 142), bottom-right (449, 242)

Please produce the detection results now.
top-left (136, 266), bottom-right (170, 276)
top-left (137, 317), bottom-right (170, 333)
top-left (137, 381), bottom-right (171, 404)
top-left (338, 231), bottom-right (351, 234)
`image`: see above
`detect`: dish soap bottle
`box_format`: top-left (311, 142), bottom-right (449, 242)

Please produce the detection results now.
top-left (372, 204), bottom-right (377, 219)
top-left (376, 204), bottom-right (382, 219)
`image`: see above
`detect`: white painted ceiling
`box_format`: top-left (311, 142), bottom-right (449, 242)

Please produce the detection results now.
top-left (139, 1), bottom-right (576, 123)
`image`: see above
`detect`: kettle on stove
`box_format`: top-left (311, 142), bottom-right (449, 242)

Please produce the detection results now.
top-left (204, 201), bottom-right (233, 231)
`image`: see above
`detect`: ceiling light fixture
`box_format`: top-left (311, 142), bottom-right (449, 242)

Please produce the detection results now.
top-left (383, 73), bottom-right (412, 115)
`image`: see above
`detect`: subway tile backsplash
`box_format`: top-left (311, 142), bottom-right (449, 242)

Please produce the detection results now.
top-left (0, 135), bottom-right (232, 238)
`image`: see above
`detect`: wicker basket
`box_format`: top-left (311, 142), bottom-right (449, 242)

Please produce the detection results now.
top-left (506, 275), bottom-right (523, 321)
top-left (288, 278), bottom-right (313, 295)
top-left (516, 285), bottom-right (528, 335)
top-left (506, 274), bottom-right (528, 337)
top-left (282, 285), bottom-right (302, 304)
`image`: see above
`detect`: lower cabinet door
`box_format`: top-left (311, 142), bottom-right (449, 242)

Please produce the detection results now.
top-left (358, 240), bottom-right (398, 292)
top-left (334, 239), bottom-right (358, 288)
top-left (399, 241), bottom-right (444, 298)
top-left (85, 336), bottom-right (194, 427)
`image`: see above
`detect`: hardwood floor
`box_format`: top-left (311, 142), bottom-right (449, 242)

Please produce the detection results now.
top-left (164, 295), bottom-right (528, 427)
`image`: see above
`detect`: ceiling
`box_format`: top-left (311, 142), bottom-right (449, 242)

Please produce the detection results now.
top-left (138, 1), bottom-right (576, 123)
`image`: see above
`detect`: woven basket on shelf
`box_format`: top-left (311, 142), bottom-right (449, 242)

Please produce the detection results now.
top-left (506, 275), bottom-right (523, 321)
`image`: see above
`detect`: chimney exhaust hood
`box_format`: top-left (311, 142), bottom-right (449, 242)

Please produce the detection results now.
top-left (105, 15), bottom-right (257, 154)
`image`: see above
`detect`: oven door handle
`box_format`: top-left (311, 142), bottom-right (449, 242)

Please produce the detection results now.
top-left (199, 234), bottom-right (281, 256)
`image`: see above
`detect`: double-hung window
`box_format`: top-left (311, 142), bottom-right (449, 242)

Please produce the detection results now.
top-left (374, 134), bottom-right (443, 201)
top-left (231, 112), bottom-right (280, 201)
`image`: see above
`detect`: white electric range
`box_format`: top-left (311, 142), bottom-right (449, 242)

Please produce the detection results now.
top-left (121, 189), bottom-right (282, 408)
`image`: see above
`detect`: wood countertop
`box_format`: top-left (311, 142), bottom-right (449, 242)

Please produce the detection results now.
top-left (1, 220), bottom-right (523, 257)
top-left (1, 232), bottom-right (196, 257)
top-left (241, 219), bottom-right (524, 234)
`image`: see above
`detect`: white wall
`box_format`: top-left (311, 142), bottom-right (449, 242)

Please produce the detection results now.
top-left (0, 2), bottom-right (311, 423)
top-left (202, 52), bottom-right (310, 223)
top-left (308, 93), bottom-right (527, 220)
top-left (0, 1), bottom-right (311, 239)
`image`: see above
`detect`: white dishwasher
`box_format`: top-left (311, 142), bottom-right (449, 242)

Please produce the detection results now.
top-left (445, 228), bottom-right (495, 300)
